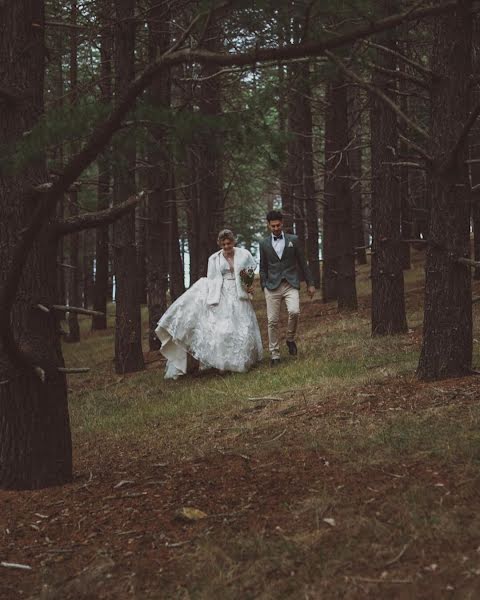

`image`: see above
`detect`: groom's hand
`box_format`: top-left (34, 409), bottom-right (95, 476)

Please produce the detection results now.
top-left (307, 285), bottom-right (315, 298)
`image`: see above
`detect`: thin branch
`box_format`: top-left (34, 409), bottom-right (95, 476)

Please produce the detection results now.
top-left (398, 133), bottom-right (433, 162)
top-left (52, 305), bottom-right (105, 317)
top-left (444, 101), bottom-right (480, 172)
top-left (363, 39), bottom-right (433, 78)
top-left (457, 257), bottom-right (480, 268)
top-left (324, 50), bottom-right (430, 141)
top-left (57, 367), bottom-right (90, 374)
top-left (381, 161), bottom-right (425, 169)
top-left (369, 61), bottom-right (430, 90)
top-left (45, 20), bottom-right (88, 30)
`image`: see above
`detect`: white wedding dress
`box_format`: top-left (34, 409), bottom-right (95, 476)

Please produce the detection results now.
top-left (155, 255), bottom-right (263, 379)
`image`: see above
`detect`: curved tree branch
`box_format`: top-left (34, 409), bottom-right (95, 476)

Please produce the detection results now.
top-left (53, 192), bottom-right (144, 237)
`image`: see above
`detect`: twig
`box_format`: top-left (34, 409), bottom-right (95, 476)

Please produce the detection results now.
top-left (52, 305), bottom-right (104, 317)
top-left (58, 367), bottom-right (90, 374)
top-left (383, 542), bottom-right (410, 567)
top-left (36, 303), bottom-right (50, 313)
top-left (1, 561), bottom-right (32, 571)
top-left (398, 133), bottom-right (433, 163)
top-left (264, 429), bottom-right (287, 443)
top-left (349, 575), bottom-right (413, 584)
top-left (457, 257), bottom-right (480, 268)
top-left (247, 396), bottom-right (283, 402)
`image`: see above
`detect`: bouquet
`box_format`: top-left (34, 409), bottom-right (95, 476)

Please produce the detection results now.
top-left (239, 267), bottom-right (255, 298)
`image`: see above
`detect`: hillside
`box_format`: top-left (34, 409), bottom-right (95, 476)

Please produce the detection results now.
top-left (2, 250), bottom-right (480, 599)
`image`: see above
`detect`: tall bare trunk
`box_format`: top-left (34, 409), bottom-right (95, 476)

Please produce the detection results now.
top-left (348, 86), bottom-right (367, 266)
top-left (66, 0), bottom-right (80, 341)
top-left (0, 0), bottom-right (72, 490)
top-left (113, 0), bottom-right (145, 373)
top-left (417, 0), bottom-right (473, 379)
top-left (92, 3), bottom-right (113, 330)
top-left (370, 16), bottom-right (408, 335)
top-left (322, 76), bottom-right (357, 310)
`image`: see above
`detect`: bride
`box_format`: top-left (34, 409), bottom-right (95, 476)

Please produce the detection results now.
top-left (155, 229), bottom-right (263, 379)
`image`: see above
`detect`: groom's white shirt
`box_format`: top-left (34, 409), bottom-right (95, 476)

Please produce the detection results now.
top-left (271, 233), bottom-right (285, 259)
top-left (206, 247), bottom-right (256, 306)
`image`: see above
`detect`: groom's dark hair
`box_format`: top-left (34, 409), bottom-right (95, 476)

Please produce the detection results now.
top-left (266, 210), bottom-right (283, 222)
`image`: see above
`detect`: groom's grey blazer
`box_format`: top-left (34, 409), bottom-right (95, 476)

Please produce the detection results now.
top-left (259, 233), bottom-right (313, 291)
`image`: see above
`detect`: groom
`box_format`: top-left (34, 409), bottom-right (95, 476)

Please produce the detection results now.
top-left (259, 210), bottom-right (315, 366)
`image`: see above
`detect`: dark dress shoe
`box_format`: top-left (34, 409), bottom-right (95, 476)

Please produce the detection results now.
top-left (270, 358), bottom-right (281, 367)
top-left (286, 341), bottom-right (297, 356)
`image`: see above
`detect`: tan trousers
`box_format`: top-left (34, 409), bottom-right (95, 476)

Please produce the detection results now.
top-left (264, 281), bottom-right (300, 359)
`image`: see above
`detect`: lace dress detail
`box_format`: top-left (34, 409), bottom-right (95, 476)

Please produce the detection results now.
top-left (155, 254), bottom-right (263, 379)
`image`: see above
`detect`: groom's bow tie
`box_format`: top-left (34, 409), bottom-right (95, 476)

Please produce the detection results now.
top-left (273, 234), bottom-right (283, 241)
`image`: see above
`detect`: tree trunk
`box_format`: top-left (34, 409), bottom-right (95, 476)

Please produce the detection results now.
top-left (146, 0), bottom-right (171, 351)
top-left (322, 81), bottom-right (339, 303)
top-left (82, 230), bottom-right (93, 308)
top-left (470, 18), bottom-right (480, 280)
top-left (198, 19), bottom-right (224, 269)
top-left (66, 0), bottom-right (80, 341)
top-left (66, 192), bottom-right (81, 342)
top-left (417, 0), bottom-right (473, 379)
top-left (348, 86), bottom-right (367, 265)
top-left (286, 64), bottom-right (305, 239)
top-left (322, 77), bottom-right (357, 310)
top-left (136, 203), bottom-right (147, 305)
top-left (113, 0), bottom-right (145, 374)
top-left (0, 0), bottom-right (72, 490)
top-left (168, 173), bottom-right (185, 302)
top-left (370, 20), bottom-right (408, 335)
top-left (92, 155), bottom-right (111, 330)
top-left (398, 42), bottom-right (412, 270)
top-left (277, 13), bottom-right (292, 231)
top-left (92, 7), bottom-right (113, 330)
top-left (301, 64), bottom-right (321, 288)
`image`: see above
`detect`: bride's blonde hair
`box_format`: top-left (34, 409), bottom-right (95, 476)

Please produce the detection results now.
top-left (217, 229), bottom-right (235, 244)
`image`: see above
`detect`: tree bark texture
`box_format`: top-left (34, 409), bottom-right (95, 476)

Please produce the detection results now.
top-left (417, 0), bottom-right (473, 379)
top-left (285, 59), bottom-right (320, 285)
top-left (66, 0), bottom-right (80, 341)
top-left (370, 25), bottom-right (408, 335)
top-left (193, 19), bottom-right (224, 277)
top-left (348, 85), bottom-right (367, 265)
top-left (92, 6), bottom-right (113, 330)
top-left (146, 0), bottom-right (172, 351)
top-left (322, 77), bottom-right (357, 310)
top-left (0, 0), bottom-right (72, 489)
top-left (113, 0), bottom-right (145, 374)
top-left (66, 192), bottom-right (81, 342)
top-left (168, 172), bottom-right (185, 302)
top-left (470, 17), bottom-right (480, 280)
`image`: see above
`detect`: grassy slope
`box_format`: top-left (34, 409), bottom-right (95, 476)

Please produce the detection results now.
top-left (51, 250), bottom-right (480, 597)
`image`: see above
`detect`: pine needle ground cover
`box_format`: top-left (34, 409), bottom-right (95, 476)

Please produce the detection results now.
top-left (2, 251), bottom-right (480, 599)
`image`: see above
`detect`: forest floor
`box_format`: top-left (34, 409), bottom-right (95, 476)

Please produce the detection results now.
top-left (2, 250), bottom-right (480, 599)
